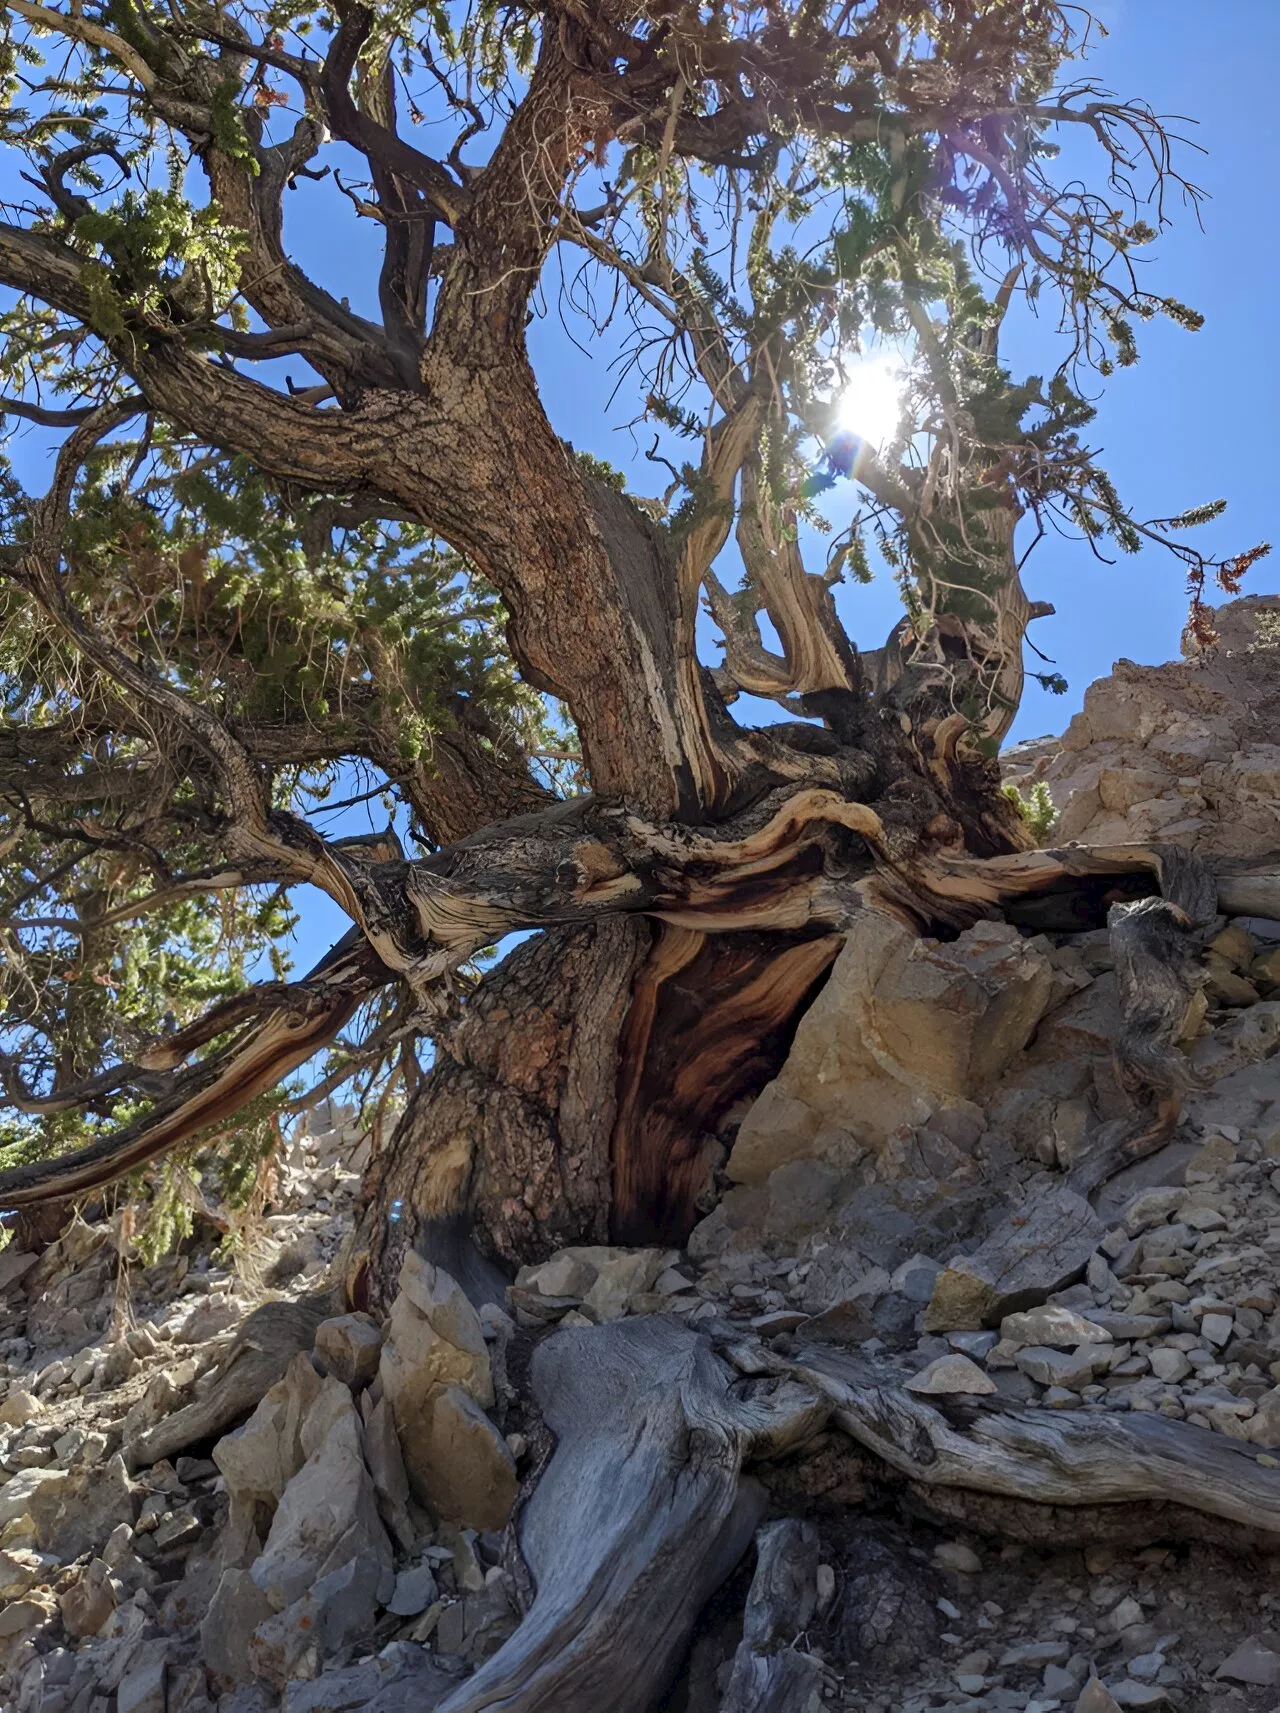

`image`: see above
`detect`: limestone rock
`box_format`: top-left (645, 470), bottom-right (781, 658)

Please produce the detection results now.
top-left (314, 1313), bottom-right (383, 1387)
top-left (27, 1453), bottom-right (135, 1559)
top-left (123, 1368), bottom-right (190, 1450)
top-left (1216, 1637), bottom-right (1280, 1686)
top-left (1004, 598), bottom-right (1280, 864)
top-left (201, 1568), bottom-right (274, 1690)
top-left (906, 1355), bottom-right (996, 1396)
top-left (280, 1644), bottom-right (464, 1713)
top-left (387, 1559), bottom-right (438, 1617)
top-left (213, 1351), bottom-right (323, 1512)
top-left (1148, 1347), bottom-right (1192, 1384)
top-left (379, 1253), bottom-right (515, 1526)
top-left (1014, 1345), bottom-right (1100, 1390)
top-left (249, 1554), bottom-right (386, 1687)
top-left (409, 1384), bottom-right (518, 1531)
top-left (728, 913), bottom-right (1053, 1183)
top-left (1000, 1306), bottom-right (1113, 1349)
top-left (0, 1388), bottom-right (39, 1427)
top-left (924, 1184), bottom-right (1102, 1331)
top-left (59, 1557), bottom-right (117, 1638)
top-left (249, 1381), bottom-right (392, 1613)
top-left (117, 1644), bottom-right (171, 1713)
top-left (1074, 1681), bottom-right (1122, 1713)
top-left (380, 1251), bottom-right (494, 1414)
top-left (514, 1247), bottom-right (671, 1320)
top-left (361, 1394), bottom-right (416, 1550)
top-left (0, 1465), bottom-right (64, 1528)
top-left (0, 1590), bottom-right (57, 1644)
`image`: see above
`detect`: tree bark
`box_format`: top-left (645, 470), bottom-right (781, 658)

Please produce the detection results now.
top-left (356, 915), bottom-right (842, 1302)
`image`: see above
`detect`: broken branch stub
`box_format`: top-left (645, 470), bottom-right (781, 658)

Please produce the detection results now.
top-left (719, 1518), bottom-right (825, 1713)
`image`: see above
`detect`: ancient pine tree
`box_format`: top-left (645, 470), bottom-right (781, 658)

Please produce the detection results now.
top-left (0, 0), bottom-right (1263, 1307)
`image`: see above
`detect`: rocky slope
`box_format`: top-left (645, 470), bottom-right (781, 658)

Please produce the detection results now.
top-left (2, 600), bottom-right (1280, 1713)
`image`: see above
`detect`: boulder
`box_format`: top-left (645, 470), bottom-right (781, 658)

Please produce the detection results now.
top-left (280, 1644), bottom-right (464, 1713)
top-left (0, 1466), bottom-right (63, 1529)
top-left (213, 1351), bottom-right (323, 1513)
top-left (117, 1644), bottom-right (172, 1713)
top-left (27, 1454), bottom-right (136, 1559)
top-left (379, 1254), bottom-right (515, 1526)
top-left (200, 1569), bottom-right (275, 1689)
top-left (0, 1387), bottom-right (39, 1427)
top-left (314, 1314), bottom-right (383, 1387)
top-left (361, 1394), bottom-right (416, 1550)
top-left (248, 1554), bottom-right (386, 1687)
top-left (924, 1184), bottom-right (1102, 1331)
top-left (249, 1380), bottom-right (393, 1613)
top-left (409, 1385), bottom-right (518, 1531)
top-left (380, 1252), bottom-right (494, 1413)
top-left (728, 914), bottom-right (1053, 1183)
top-left (59, 1557), bottom-right (117, 1638)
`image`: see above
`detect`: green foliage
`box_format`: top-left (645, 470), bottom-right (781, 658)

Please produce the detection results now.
top-left (1002, 778), bottom-right (1059, 844)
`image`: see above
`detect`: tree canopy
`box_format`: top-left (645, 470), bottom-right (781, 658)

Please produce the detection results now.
top-left (0, 0), bottom-right (1265, 1226)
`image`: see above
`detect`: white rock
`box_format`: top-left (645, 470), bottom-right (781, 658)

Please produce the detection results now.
top-left (250, 1382), bottom-right (393, 1614)
top-left (1001, 1306), bottom-right (1114, 1349)
top-left (1148, 1347), bottom-right (1192, 1384)
top-left (1109, 1595), bottom-right (1145, 1632)
top-left (906, 1355), bottom-right (997, 1396)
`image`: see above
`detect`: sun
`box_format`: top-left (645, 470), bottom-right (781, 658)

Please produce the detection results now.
top-left (837, 351), bottom-right (904, 449)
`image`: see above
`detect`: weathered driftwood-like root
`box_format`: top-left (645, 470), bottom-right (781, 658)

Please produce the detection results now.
top-left (434, 1317), bottom-right (826, 1713)
top-left (782, 1344), bottom-right (1280, 1539)
top-left (719, 1518), bottom-right (825, 1713)
top-left (124, 1291), bottom-right (340, 1470)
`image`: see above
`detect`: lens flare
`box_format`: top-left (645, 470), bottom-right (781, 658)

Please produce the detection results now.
top-left (837, 352), bottom-right (904, 449)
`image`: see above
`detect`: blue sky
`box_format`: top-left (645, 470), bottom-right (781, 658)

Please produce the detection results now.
top-left (4, 0), bottom-right (1276, 972)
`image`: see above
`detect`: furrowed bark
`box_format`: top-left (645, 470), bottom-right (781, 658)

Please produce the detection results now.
top-left (356, 921), bottom-right (650, 1304)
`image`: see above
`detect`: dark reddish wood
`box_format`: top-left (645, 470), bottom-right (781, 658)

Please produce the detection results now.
top-left (611, 927), bottom-right (842, 1245)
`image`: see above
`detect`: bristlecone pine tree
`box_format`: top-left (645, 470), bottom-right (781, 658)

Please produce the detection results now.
top-left (0, 10), bottom-right (1274, 1659)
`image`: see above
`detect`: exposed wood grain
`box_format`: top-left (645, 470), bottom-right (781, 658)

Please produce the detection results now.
top-left (719, 1519), bottom-right (824, 1713)
top-left (434, 1318), bottom-right (826, 1713)
top-left (612, 928), bottom-right (842, 1245)
top-left (125, 1292), bottom-right (339, 1470)
top-left (784, 1344), bottom-right (1280, 1537)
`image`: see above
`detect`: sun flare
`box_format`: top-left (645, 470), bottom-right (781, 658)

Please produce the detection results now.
top-left (837, 352), bottom-right (904, 449)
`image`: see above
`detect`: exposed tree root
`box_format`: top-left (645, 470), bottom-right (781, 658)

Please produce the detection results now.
top-left (348, 1317), bottom-right (1280, 1711)
top-left (431, 1317), bottom-right (825, 1713)
top-left (718, 1519), bottom-right (826, 1713)
top-left (778, 1342), bottom-right (1280, 1538)
top-left (123, 1290), bottom-right (340, 1470)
